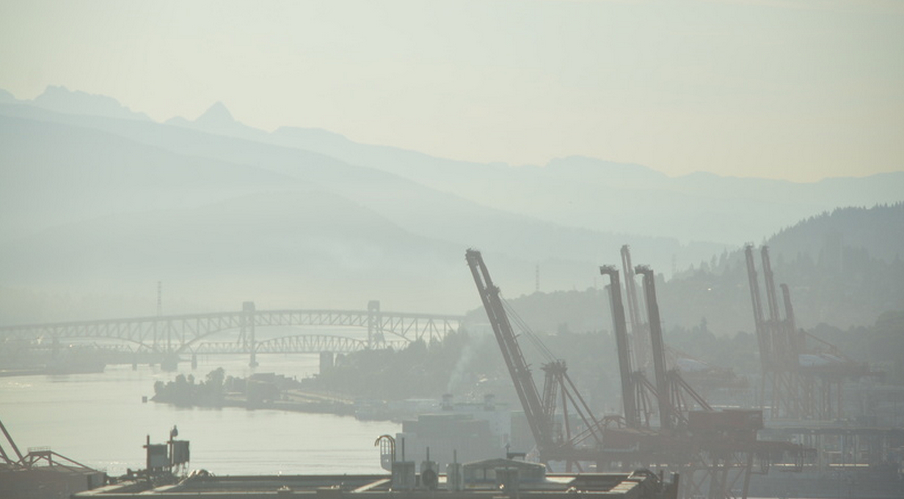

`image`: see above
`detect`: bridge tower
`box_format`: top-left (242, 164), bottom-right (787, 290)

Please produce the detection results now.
top-left (367, 300), bottom-right (383, 349)
top-left (241, 301), bottom-right (258, 367)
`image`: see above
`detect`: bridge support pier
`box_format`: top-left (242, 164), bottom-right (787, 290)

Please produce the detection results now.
top-left (319, 351), bottom-right (335, 374)
top-left (160, 352), bottom-right (179, 371)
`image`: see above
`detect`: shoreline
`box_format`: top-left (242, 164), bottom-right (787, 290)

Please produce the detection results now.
top-left (152, 388), bottom-right (364, 419)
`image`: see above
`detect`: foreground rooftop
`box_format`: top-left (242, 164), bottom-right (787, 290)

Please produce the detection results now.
top-left (76, 465), bottom-right (678, 499)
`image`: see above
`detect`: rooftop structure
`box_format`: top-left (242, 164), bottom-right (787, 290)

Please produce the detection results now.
top-left (1, 418), bottom-right (106, 499)
top-left (75, 462), bottom-right (678, 499)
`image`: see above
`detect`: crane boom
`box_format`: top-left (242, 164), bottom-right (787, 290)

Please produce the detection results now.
top-left (761, 247), bottom-right (782, 326)
top-left (780, 283), bottom-right (801, 355)
top-left (635, 265), bottom-right (673, 430)
top-left (744, 245), bottom-right (771, 373)
top-left (620, 245), bottom-right (648, 370)
top-left (0, 419), bottom-right (25, 465)
top-left (465, 249), bottom-right (553, 450)
top-left (761, 247), bottom-right (788, 367)
top-left (600, 265), bottom-right (640, 428)
top-left (763, 247), bottom-right (795, 370)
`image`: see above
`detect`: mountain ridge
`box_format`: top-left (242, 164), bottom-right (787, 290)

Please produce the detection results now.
top-left (31, 85), bottom-right (151, 121)
top-left (153, 94), bottom-right (902, 245)
top-left (1, 86), bottom-right (901, 324)
top-left (2, 101), bottom-right (708, 320)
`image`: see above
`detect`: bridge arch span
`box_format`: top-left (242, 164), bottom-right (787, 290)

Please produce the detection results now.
top-left (0, 303), bottom-right (465, 355)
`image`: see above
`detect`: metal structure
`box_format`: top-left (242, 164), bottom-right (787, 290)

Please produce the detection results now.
top-left (635, 266), bottom-right (714, 426)
top-left (466, 249), bottom-right (551, 451)
top-left (601, 265), bottom-right (639, 427)
top-left (465, 248), bottom-right (795, 498)
top-left (621, 246), bottom-right (743, 406)
top-left (600, 265), bottom-right (643, 429)
top-left (1, 418), bottom-right (101, 484)
top-left (636, 265), bottom-right (678, 429)
top-left (0, 302), bottom-right (462, 354)
top-left (0, 419), bottom-right (24, 466)
top-left (745, 244), bottom-right (797, 418)
top-left (744, 244), bottom-right (870, 420)
top-left (599, 259), bottom-right (805, 499)
top-left (192, 334), bottom-right (406, 355)
top-left (620, 245), bottom-right (649, 371)
top-left (465, 249), bottom-right (603, 468)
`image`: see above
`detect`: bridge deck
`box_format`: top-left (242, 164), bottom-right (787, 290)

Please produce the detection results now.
top-left (0, 305), bottom-right (464, 353)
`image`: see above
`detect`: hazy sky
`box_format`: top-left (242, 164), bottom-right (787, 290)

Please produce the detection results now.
top-left (1, 0), bottom-right (902, 181)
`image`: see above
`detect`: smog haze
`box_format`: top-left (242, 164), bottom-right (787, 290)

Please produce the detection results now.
top-left (2, 0), bottom-right (903, 319)
top-left (1, 3), bottom-right (903, 493)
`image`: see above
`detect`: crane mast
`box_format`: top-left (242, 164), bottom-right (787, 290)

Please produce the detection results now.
top-left (465, 249), bottom-right (554, 451)
top-left (763, 248), bottom-right (796, 370)
top-left (635, 265), bottom-right (673, 430)
top-left (762, 246), bottom-right (801, 418)
top-left (763, 247), bottom-right (789, 365)
top-left (620, 245), bottom-right (649, 371)
top-left (744, 245), bottom-right (771, 374)
top-left (780, 283), bottom-right (801, 353)
top-left (761, 247), bottom-right (783, 328)
top-left (761, 247), bottom-right (794, 374)
top-left (746, 245), bottom-right (808, 419)
top-left (600, 265), bottom-right (640, 428)
top-left (598, 251), bottom-right (800, 499)
top-left (634, 264), bottom-right (712, 429)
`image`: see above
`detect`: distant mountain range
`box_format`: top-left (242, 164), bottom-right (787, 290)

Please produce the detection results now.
top-left (1, 86), bottom-right (901, 324)
top-left (157, 93), bottom-right (903, 246)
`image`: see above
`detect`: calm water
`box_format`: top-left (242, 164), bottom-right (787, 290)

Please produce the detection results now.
top-left (0, 353), bottom-right (399, 476)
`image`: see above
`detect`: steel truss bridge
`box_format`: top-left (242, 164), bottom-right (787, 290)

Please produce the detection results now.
top-left (0, 301), bottom-right (464, 362)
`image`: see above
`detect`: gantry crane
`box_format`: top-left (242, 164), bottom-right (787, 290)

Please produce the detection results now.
top-left (744, 244), bottom-right (771, 370)
top-left (465, 249), bottom-right (603, 468)
top-left (466, 249), bottom-right (552, 449)
top-left (761, 246), bottom-right (801, 417)
top-left (603, 261), bottom-right (709, 431)
top-left (635, 266), bottom-right (713, 428)
top-left (745, 244), bottom-right (870, 421)
top-left (467, 248), bottom-right (803, 497)
top-left (622, 246), bottom-right (743, 409)
top-left (601, 265), bottom-right (663, 430)
top-left (601, 265), bottom-right (641, 429)
top-left (602, 259), bottom-right (803, 499)
top-left (747, 244), bottom-right (812, 418)
top-left (620, 245), bottom-right (650, 371)
top-left (635, 265), bottom-right (677, 429)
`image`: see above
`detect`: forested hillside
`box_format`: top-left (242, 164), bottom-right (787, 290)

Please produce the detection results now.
top-left (478, 203), bottom-right (903, 335)
top-left (664, 203), bottom-right (904, 333)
